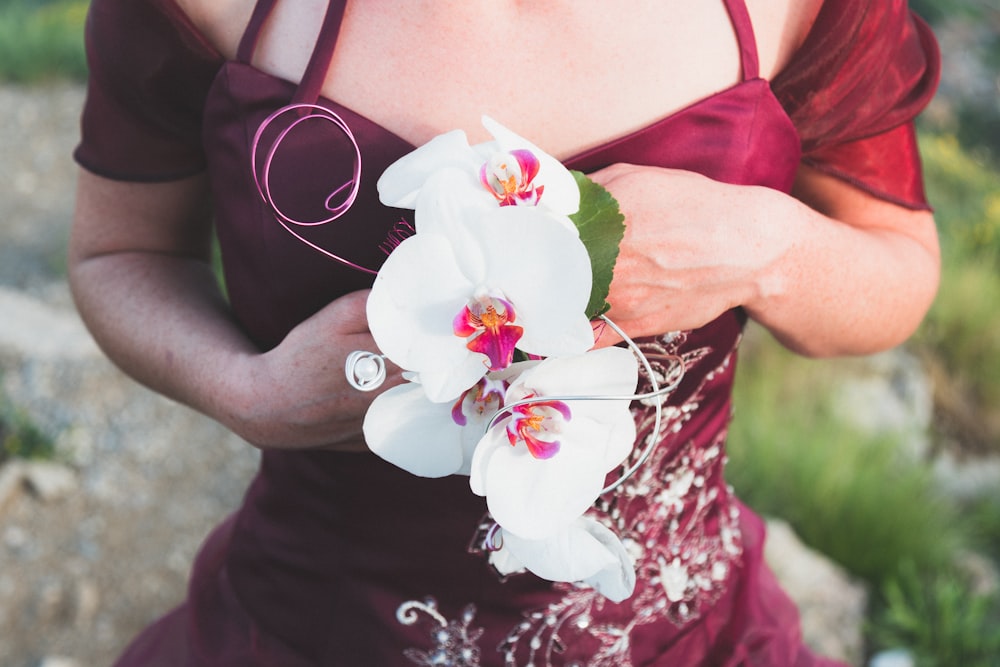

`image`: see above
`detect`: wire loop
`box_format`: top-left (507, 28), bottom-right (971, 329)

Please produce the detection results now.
top-left (345, 350), bottom-right (387, 391)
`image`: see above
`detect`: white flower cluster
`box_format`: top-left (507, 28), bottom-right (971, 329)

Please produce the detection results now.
top-left (363, 117), bottom-right (638, 602)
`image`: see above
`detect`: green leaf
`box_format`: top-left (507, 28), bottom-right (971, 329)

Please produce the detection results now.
top-left (569, 171), bottom-right (626, 319)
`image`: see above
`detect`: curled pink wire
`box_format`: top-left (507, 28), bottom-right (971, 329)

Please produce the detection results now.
top-left (251, 103), bottom-right (376, 275)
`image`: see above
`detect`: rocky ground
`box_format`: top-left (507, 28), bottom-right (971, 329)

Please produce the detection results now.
top-left (0, 83), bottom-right (260, 667)
top-left (0, 81), bottom-right (919, 667)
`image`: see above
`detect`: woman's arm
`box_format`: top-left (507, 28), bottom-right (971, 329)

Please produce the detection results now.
top-left (591, 162), bottom-right (939, 358)
top-left (69, 169), bottom-right (392, 450)
top-left (759, 164), bottom-right (939, 356)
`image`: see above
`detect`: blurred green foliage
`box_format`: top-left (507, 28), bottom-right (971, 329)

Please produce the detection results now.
top-left (868, 561), bottom-right (1000, 667)
top-left (912, 0), bottom-right (1000, 165)
top-left (729, 332), bottom-right (961, 587)
top-left (911, 0), bottom-right (995, 23)
top-left (961, 495), bottom-right (1000, 566)
top-left (0, 395), bottom-right (55, 464)
top-left (0, 0), bottom-right (88, 83)
top-left (912, 134), bottom-right (1000, 445)
top-left (921, 133), bottom-right (1000, 261)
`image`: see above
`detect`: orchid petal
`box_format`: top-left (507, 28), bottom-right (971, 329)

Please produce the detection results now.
top-left (490, 516), bottom-right (636, 602)
top-left (370, 206), bottom-right (595, 398)
top-left (511, 150), bottom-right (541, 185)
top-left (364, 382), bottom-right (465, 477)
top-left (517, 346), bottom-right (639, 398)
top-left (469, 349), bottom-right (639, 538)
top-left (473, 414), bottom-right (617, 538)
top-left (366, 233), bottom-right (488, 402)
top-left (465, 318), bottom-right (523, 371)
top-left (481, 116), bottom-right (581, 215)
top-left (412, 167), bottom-right (497, 240)
top-left (472, 206), bottom-right (594, 357)
top-left (378, 118), bottom-right (581, 219)
top-left (411, 168), bottom-right (509, 283)
top-left (513, 347), bottom-right (639, 468)
top-left (377, 130), bottom-right (481, 209)
top-left (364, 376), bottom-right (503, 478)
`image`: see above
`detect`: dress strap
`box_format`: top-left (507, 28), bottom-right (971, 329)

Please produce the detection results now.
top-left (721, 0), bottom-right (760, 80)
top-left (236, 0), bottom-right (348, 103)
top-left (292, 0), bottom-right (349, 104)
top-left (236, 0), bottom-right (279, 64)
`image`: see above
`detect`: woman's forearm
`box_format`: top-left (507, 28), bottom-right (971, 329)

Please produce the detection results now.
top-left (69, 170), bottom-right (385, 451)
top-left (69, 169), bottom-right (257, 426)
top-left (68, 250), bottom-right (258, 425)
top-left (744, 185), bottom-right (940, 357)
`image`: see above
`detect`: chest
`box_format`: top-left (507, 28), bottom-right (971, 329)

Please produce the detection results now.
top-left (334, 2), bottom-right (746, 157)
top-left (197, 0), bottom-right (747, 159)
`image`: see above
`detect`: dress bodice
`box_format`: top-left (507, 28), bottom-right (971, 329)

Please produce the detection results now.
top-left (197, 1), bottom-right (803, 662)
top-left (201, 0), bottom-right (800, 350)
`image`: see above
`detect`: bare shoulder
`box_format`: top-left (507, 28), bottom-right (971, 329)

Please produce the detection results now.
top-left (746, 0), bottom-right (824, 78)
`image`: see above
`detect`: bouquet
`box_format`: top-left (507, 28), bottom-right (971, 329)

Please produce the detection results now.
top-left (352, 117), bottom-right (648, 602)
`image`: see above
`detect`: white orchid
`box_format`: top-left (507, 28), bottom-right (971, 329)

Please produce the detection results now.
top-left (366, 204), bottom-right (594, 403)
top-left (359, 117), bottom-right (641, 603)
top-left (470, 347), bottom-right (639, 540)
top-left (489, 516), bottom-right (637, 603)
top-left (363, 374), bottom-right (508, 478)
top-left (377, 116), bottom-right (581, 218)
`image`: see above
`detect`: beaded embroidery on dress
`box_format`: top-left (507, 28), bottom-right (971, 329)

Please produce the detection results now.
top-left (398, 599), bottom-right (485, 667)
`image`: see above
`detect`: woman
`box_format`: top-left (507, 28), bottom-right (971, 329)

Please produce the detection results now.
top-left (71, 0), bottom-right (940, 664)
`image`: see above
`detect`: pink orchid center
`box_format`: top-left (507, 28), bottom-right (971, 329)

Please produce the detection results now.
top-left (479, 149), bottom-right (544, 206)
top-left (505, 394), bottom-right (572, 460)
top-left (453, 295), bottom-right (524, 371)
top-left (451, 377), bottom-right (507, 427)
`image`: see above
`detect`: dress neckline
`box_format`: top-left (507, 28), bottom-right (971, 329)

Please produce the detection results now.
top-left (233, 63), bottom-right (779, 166)
top-left (236, 0), bottom-right (763, 87)
top-left (223, 0), bottom-right (779, 164)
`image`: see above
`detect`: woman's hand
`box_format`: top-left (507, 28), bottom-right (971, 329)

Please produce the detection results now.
top-left (590, 163), bottom-right (792, 340)
top-left (588, 162), bottom-right (940, 357)
top-left (223, 290), bottom-right (401, 452)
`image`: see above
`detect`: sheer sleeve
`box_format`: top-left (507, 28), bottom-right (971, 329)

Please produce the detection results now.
top-left (73, 0), bottom-right (224, 182)
top-left (772, 0), bottom-right (941, 209)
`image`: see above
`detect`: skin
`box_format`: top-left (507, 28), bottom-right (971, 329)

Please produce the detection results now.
top-left (69, 0), bottom-right (940, 454)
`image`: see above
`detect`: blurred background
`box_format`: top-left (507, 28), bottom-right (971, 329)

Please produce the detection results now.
top-left (0, 0), bottom-right (997, 665)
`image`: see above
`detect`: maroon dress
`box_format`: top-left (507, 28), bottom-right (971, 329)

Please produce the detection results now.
top-left (75, 0), bottom-right (939, 665)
